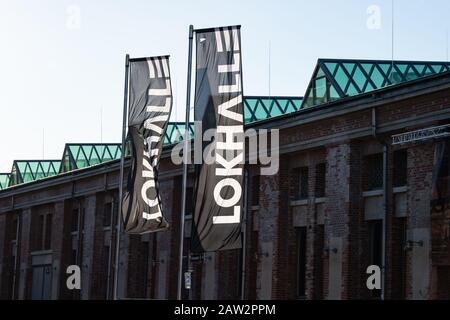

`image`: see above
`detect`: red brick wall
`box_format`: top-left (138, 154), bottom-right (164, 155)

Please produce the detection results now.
top-left (0, 86), bottom-right (449, 300)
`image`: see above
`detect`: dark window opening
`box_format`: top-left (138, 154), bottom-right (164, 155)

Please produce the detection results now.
top-left (186, 187), bottom-right (194, 215)
top-left (315, 163), bottom-right (326, 198)
top-left (368, 220), bottom-right (382, 298)
top-left (33, 213), bottom-right (53, 251)
top-left (437, 266), bottom-right (450, 299)
top-left (36, 215), bottom-right (44, 250)
top-left (298, 167), bottom-right (309, 199)
top-left (438, 144), bottom-right (450, 178)
top-left (71, 249), bottom-right (78, 266)
top-left (296, 227), bottom-right (307, 297)
top-left (364, 153), bottom-right (383, 191)
top-left (103, 202), bottom-right (112, 227)
top-left (12, 217), bottom-right (19, 240)
top-left (44, 213), bottom-right (52, 250)
top-left (10, 240), bottom-right (16, 259)
top-left (393, 150), bottom-right (407, 187)
top-left (80, 208), bottom-right (85, 231)
top-left (435, 145), bottom-right (449, 197)
top-left (313, 224), bottom-right (324, 299)
top-left (71, 208), bottom-right (79, 233)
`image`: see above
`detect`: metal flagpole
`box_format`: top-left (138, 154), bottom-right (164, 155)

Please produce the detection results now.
top-left (113, 53), bottom-right (130, 300)
top-left (240, 169), bottom-right (248, 300)
top-left (239, 29), bottom-right (247, 300)
top-left (390, 0), bottom-right (394, 82)
top-left (177, 25), bottom-right (194, 300)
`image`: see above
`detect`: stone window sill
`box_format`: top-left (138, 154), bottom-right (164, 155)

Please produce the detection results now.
top-left (393, 186), bottom-right (408, 193)
top-left (290, 199), bottom-right (308, 206)
top-left (362, 189), bottom-right (383, 197)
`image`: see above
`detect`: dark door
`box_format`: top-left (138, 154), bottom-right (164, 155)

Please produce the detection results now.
top-left (31, 265), bottom-right (52, 300)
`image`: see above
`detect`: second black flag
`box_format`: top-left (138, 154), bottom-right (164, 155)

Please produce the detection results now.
top-left (122, 56), bottom-right (173, 234)
top-left (191, 26), bottom-right (244, 252)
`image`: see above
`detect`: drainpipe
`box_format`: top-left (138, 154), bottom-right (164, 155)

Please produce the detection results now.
top-left (11, 213), bottom-right (20, 299)
top-left (106, 196), bottom-right (115, 299)
top-left (371, 108), bottom-right (377, 137)
top-left (372, 107), bottom-right (389, 300)
top-left (381, 143), bottom-right (389, 300)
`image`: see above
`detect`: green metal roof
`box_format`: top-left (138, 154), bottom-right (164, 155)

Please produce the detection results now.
top-left (9, 160), bottom-right (61, 186)
top-left (0, 173), bottom-right (10, 190)
top-left (2, 59), bottom-right (450, 190)
top-left (244, 96), bottom-right (303, 123)
top-left (164, 122), bottom-right (195, 145)
top-left (302, 59), bottom-right (450, 108)
top-left (60, 143), bottom-right (123, 173)
top-left (163, 97), bottom-right (303, 145)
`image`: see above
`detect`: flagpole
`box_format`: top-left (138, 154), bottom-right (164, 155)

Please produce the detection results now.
top-left (177, 25), bottom-right (194, 300)
top-left (240, 169), bottom-right (248, 300)
top-left (239, 29), bottom-right (247, 301)
top-left (113, 53), bottom-right (130, 300)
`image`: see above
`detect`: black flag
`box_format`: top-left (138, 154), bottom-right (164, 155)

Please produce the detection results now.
top-left (191, 26), bottom-right (244, 252)
top-left (122, 56), bottom-right (172, 234)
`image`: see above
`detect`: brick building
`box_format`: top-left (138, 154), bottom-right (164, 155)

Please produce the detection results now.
top-left (1, 59), bottom-right (450, 300)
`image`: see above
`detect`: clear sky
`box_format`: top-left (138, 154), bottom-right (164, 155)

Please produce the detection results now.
top-left (0, 0), bottom-right (449, 172)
